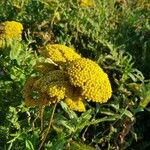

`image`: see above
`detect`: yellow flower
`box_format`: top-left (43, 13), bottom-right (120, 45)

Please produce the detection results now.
top-left (79, 0), bottom-right (95, 7)
top-left (0, 21), bottom-right (23, 40)
top-left (47, 81), bottom-right (73, 102)
top-left (65, 98), bottom-right (85, 112)
top-left (33, 70), bottom-right (73, 103)
top-left (40, 44), bottom-right (81, 65)
top-left (67, 58), bottom-right (112, 103)
top-left (22, 47), bottom-right (112, 111)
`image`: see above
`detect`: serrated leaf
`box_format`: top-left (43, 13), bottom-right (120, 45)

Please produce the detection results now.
top-left (76, 109), bottom-right (92, 131)
top-left (108, 102), bottom-right (120, 111)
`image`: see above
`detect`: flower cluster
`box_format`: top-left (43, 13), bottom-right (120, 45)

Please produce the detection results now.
top-left (0, 21), bottom-right (23, 47)
top-left (0, 21), bottom-right (23, 40)
top-left (79, 0), bottom-right (95, 7)
top-left (40, 44), bottom-right (81, 65)
top-left (67, 58), bottom-right (112, 103)
top-left (22, 44), bottom-right (112, 112)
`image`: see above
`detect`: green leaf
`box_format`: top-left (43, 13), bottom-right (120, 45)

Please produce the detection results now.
top-left (119, 109), bottom-right (134, 121)
top-left (68, 141), bottom-right (96, 150)
top-left (75, 109), bottom-right (92, 131)
top-left (88, 115), bottom-right (119, 126)
top-left (47, 138), bottom-right (66, 150)
top-left (9, 41), bottom-right (22, 60)
top-left (140, 96), bottom-right (150, 108)
top-left (25, 139), bottom-right (34, 150)
top-left (60, 101), bottom-right (78, 119)
top-left (99, 108), bottom-right (115, 116)
top-left (59, 120), bottom-right (75, 132)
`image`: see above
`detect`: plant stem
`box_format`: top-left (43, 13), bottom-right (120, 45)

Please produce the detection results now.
top-left (38, 102), bottom-right (57, 150)
top-left (40, 106), bottom-right (45, 131)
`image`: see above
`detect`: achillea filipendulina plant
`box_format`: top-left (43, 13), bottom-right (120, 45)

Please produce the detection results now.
top-left (40, 44), bottom-right (81, 65)
top-left (23, 45), bottom-right (112, 110)
top-left (22, 44), bottom-right (112, 149)
top-left (0, 21), bottom-right (23, 40)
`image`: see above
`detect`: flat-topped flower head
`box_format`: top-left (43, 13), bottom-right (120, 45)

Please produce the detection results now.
top-left (0, 21), bottom-right (23, 40)
top-left (40, 44), bottom-right (81, 65)
top-left (67, 58), bottom-right (112, 103)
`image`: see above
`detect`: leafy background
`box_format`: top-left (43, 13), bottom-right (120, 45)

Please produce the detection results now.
top-left (0, 0), bottom-right (150, 150)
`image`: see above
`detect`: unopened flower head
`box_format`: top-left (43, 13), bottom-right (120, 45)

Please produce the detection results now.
top-left (1, 21), bottom-right (23, 40)
top-left (67, 58), bottom-right (112, 103)
top-left (40, 44), bottom-right (81, 65)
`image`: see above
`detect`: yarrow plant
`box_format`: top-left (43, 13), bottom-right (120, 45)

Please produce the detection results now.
top-left (22, 43), bottom-right (112, 149)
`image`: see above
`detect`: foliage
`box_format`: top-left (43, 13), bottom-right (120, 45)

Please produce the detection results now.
top-left (0, 0), bottom-right (150, 150)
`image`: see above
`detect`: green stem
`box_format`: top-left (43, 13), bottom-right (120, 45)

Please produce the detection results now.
top-left (38, 102), bottom-right (57, 150)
